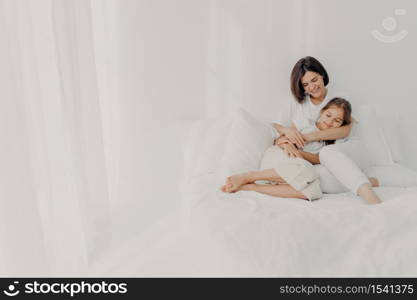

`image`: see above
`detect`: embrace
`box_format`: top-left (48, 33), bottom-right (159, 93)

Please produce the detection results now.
top-left (221, 56), bottom-right (381, 205)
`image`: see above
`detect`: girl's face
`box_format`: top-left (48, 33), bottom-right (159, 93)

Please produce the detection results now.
top-left (317, 106), bottom-right (344, 130)
top-left (301, 71), bottom-right (326, 99)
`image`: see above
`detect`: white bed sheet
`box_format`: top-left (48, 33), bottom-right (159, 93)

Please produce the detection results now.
top-left (89, 174), bottom-right (417, 277)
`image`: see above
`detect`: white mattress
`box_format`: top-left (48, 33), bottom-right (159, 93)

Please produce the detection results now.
top-left (89, 173), bottom-right (417, 277)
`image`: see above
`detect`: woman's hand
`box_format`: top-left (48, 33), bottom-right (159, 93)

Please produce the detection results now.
top-left (281, 143), bottom-right (303, 159)
top-left (282, 126), bottom-right (305, 148)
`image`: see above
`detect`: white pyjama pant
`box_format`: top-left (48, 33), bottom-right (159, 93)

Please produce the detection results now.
top-left (318, 137), bottom-right (370, 195)
top-left (259, 146), bottom-right (322, 201)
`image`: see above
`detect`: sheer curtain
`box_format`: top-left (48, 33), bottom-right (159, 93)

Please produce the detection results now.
top-left (0, 0), bottom-right (113, 276)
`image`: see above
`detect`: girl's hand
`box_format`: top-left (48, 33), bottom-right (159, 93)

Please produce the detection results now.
top-left (275, 135), bottom-right (302, 158)
top-left (274, 135), bottom-right (291, 146)
top-left (282, 126), bottom-right (305, 148)
top-left (282, 143), bottom-right (303, 159)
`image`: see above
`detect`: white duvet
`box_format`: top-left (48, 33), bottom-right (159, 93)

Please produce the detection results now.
top-left (90, 173), bottom-right (417, 277)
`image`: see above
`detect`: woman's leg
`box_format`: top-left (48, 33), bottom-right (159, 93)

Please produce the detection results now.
top-left (369, 177), bottom-right (379, 187)
top-left (240, 183), bottom-right (308, 200)
top-left (314, 164), bottom-right (349, 193)
top-left (314, 164), bottom-right (379, 192)
top-left (221, 169), bottom-right (285, 193)
top-left (357, 183), bottom-right (381, 204)
top-left (319, 143), bottom-right (382, 204)
top-left (331, 138), bottom-right (373, 170)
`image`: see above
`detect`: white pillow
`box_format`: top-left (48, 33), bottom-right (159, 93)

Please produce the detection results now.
top-left (397, 112), bottom-right (417, 172)
top-left (183, 115), bottom-right (233, 180)
top-left (352, 105), bottom-right (393, 165)
top-left (377, 112), bottom-right (405, 165)
top-left (377, 110), bottom-right (417, 172)
top-left (182, 119), bottom-right (205, 181)
top-left (365, 163), bottom-right (417, 187)
top-left (219, 108), bottom-right (274, 177)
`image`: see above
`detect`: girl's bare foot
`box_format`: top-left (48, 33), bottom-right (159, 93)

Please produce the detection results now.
top-left (220, 182), bottom-right (232, 192)
top-left (369, 177), bottom-right (379, 187)
top-left (223, 173), bottom-right (251, 193)
top-left (225, 173), bottom-right (250, 192)
top-left (220, 182), bottom-right (254, 193)
top-left (240, 183), bottom-right (255, 191)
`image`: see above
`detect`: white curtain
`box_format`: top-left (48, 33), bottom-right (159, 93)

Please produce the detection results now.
top-left (0, 0), bottom-right (113, 276)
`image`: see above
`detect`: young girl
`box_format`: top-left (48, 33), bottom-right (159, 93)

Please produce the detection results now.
top-left (221, 98), bottom-right (377, 201)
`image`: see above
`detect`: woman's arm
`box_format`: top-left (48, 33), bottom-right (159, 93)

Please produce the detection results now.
top-left (304, 122), bottom-right (353, 142)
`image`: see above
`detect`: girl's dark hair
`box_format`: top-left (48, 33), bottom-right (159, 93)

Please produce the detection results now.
top-left (290, 56), bottom-right (329, 103)
top-left (321, 97), bottom-right (352, 145)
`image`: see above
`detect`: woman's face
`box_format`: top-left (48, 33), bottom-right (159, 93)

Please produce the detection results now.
top-left (301, 71), bottom-right (326, 99)
top-left (317, 106), bottom-right (344, 130)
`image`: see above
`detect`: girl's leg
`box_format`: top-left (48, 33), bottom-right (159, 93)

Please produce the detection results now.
top-left (240, 183), bottom-right (308, 200)
top-left (221, 169), bottom-right (286, 193)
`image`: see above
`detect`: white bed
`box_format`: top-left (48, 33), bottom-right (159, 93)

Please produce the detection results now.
top-left (89, 107), bottom-right (417, 277)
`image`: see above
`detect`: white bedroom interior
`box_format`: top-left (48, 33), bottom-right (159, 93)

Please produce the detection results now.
top-left (1, 0), bottom-right (417, 277)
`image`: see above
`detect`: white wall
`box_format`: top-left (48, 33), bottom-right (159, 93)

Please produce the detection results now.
top-left (206, 0), bottom-right (310, 121)
top-left (206, 0), bottom-right (417, 117)
top-left (309, 0), bottom-right (417, 114)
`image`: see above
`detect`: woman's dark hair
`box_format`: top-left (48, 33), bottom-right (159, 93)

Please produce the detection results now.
top-left (321, 97), bottom-right (352, 145)
top-left (290, 56), bottom-right (329, 103)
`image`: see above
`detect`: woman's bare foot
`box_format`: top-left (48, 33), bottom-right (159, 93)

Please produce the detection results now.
top-left (369, 177), bottom-right (379, 187)
top-left (358, 182), bottom-right (382, 204)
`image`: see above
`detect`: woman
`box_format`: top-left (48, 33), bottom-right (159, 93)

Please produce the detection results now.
top-left (223, 56), bottom-right (381, 204)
